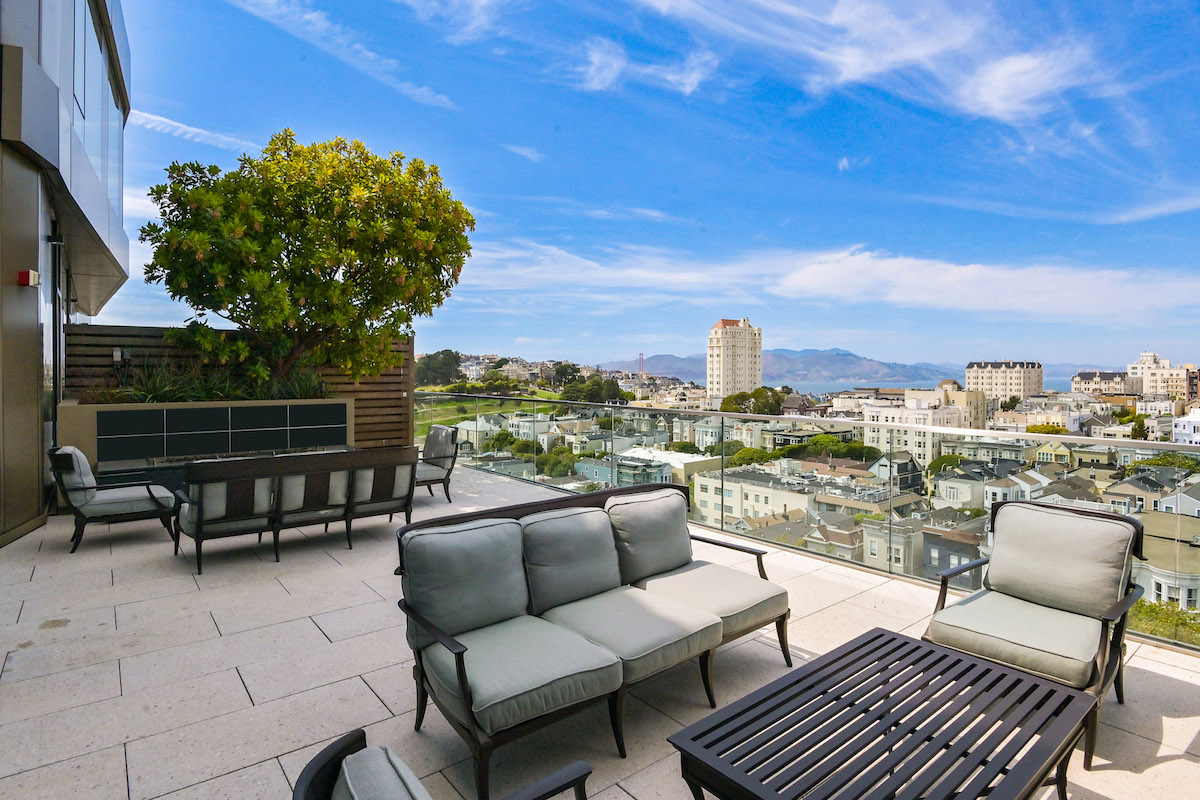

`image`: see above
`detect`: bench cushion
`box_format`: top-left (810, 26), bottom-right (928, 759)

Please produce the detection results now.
top-left (927, 589), bottom-right (1101, 688)
top-left (521, 507), bottom-right (622, 614)
top-left (332, 745), bottom-right (432, 800)
top-left (401, 519), bottom-right (528, 650)
top-left (422, 615), bottom-right (622, 735)
top-left (542, 586), bottom-right (722, 683)
top-left (605, 488), bottom-right (693, 584)
top-left (177, 505), bottom-right (270, 537)
top-left (78, 485), bottom-right (174, 518)
top-left (635, 560), bottom-right (789, 635)
top-left (416, 463), bottom-right (449, 482)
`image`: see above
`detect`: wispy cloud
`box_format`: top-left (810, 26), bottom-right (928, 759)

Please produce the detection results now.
top-left (225, 0), bottom-right (453, 108)
top-left (582, 38), bottom-right (628, 91)
top-left (123, 187), bottom-right (160, 220)
top-left (503, 144), bottom-right (546, 162)
top-left (580, 37), bottom-right (717, 95)
top-left (128, 110), bottom-right (259, 152)
top-left (395, 0), bottom-right (512, 43)
top-left (836, 156), bottom-right (870, 172)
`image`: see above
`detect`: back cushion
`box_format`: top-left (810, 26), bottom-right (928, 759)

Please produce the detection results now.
top-left (278, 471), bottom-right (349, 511)
top-left (56, 446), bottom-right (97, 506)
top-left (401, 519), bottom-right (527, 649)
top-left (985, 502), bottom-right (1137, 618)
top-left (520, 507), bottom-right (622, 614)
top-left (189, 478), bottom-right (274, 520)
top-left (605, 488), bottom-right (693, 584)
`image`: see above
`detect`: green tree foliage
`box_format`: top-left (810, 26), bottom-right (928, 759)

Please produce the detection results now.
top-left (1129, 452), bottom-right (1200, 473)
top-left (536, 446), bottom-right (579, 477)
top-left (925, 454), bottom-right (964, 475)
top-left (1128, 600), bottom-right (1200, 647)
top-left (767, 438), bottom-right (881, 463)
top-left (1131, 418), bottom-right (1149, 440)
top-left (554, 363), bottom-right (582, 385)
top-left (583, 482), bottom-right (602, 492)
top-left (669, 441), bottom-right (701, 454)
top-left (779, 386), bottom-right (795, 395)
top-left (141, 130), bottom-right (473, 382)
top-left (1026, 424), bottom-right (1069, 434)
top-left (705, 440), bottom-right (745, 457)
top-left (720, 387), bottom-right (785, 415)
top-left (1001, 396), bottom-right (1021, 411)
top-left (729, 447), bottom-right (772, 467)
top-left (511, 438), bottom-right (543, 456)
top-left (854, 512), bottom-right (887, 523)
top-left (482, 369), bottom-right (507, 383)
top-left (414, 349), bottom-right (462, 385)
top-left (492, 357), bottom-right (509, 369)
top-left (481, 430), bottom-right (515, 452)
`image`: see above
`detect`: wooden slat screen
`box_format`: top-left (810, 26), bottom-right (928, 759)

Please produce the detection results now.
top-left (64, 324), bottom-right (414, 448)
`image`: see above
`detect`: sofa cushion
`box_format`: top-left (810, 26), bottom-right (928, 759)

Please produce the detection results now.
top-left (635, 560), bottom-right (789, 635)
top-left (422, 615), bottom-right (622, 735)
top-left (520, 507), bottom-right (622, 614)
top-left (401, 519), bottom-right (528, 650)
top-left (332, 745), bottom-right (432, 800)
top-left (278, 471), bottom-right (349, 511)
top-left (605, 488), bottom-right (693, 584)
top-left (927, 589), bottom-right (1101, 688)
top-left (542, 586), bottom-right (722, 683)
top-left (985, 502), bottom-right (1137, 618)
top-left (185, 478), bottom-right (274, 520)
top-left (416, 463), bottom-right (449, 482)
top-left (177, 504), bottom-right (270, 537)
top-left (55, 446), bottom-right (97, 507)
top-left (78, 485), bottom-right (174, 518)
top-left (351, 465), bottom-right (414, 503)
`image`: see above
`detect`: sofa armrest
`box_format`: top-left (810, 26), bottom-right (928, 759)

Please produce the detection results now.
top-left (1100, 583), bottom-right (1144, 623)
top-left (933, 557), bottom-right (990, 614)
top-left (690, 533), bottom-right (770, 580)
top-left (502, 761), bottom-right (592, 800)
top-left (397, 600), bottom-right (467, 655)
top-left (291, 729), bottom-right (367, 800)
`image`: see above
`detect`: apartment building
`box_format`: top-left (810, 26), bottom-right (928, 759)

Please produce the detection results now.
top-left (863, 399), bottom-right (965, 466)
top-left (1072, 371), bottom-right (1138, 395)
top-left (0, 0), bottom-right (130, 544)
top-left (706, 318), bottom-right (762, 402)
top-left (1175, 409), bottom-right (1200, 446)
top-left (906, 380), bottom-right (986, 430)
top-left (1127, 352), bottom-right (1198, 400)
top-left (964, 361), bottom-right (1043, 400)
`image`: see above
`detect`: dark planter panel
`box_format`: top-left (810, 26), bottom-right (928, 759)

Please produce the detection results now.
top-left (291, 425), bottom-right (348, 448)
top-left (97, 434), bottom-right (165, 461)
top-left (98, 409), bottom-right (165, 436)
top-left (167, 406), bottom-right (230, 433)
top-left (232, 428), bottom-right (289, 452)
top-left (290, 403), bottom-right (346, 427)
top-left (232, 405), bottom-right (288, 430)
top-left (166, 431), bottom-right (231, 458)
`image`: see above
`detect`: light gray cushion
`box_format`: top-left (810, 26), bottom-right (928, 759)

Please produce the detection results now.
top-left (423, 426), bottom-right (457, 469)
top-left (422, 615), bottom-right (622, 735)
top-left (177, 504), bottom-right (270, 537)
top-left (56, 446), bottom-right (97, 506)
top-left (279, 507), bottom-right (345, 526)
top-left (605, 488), bottom-right (693, 584)
top-left (401, 519), bottom-right (528, 650)
top-left (278, 471), bottom-right (349, 511)
top-left (520, 507), bottom-right (622, 614)
top-left (78, 485), bottom-right (174, 517)
top-left (351, 465), bottom-right (414, 502)
top-left (416, 463), bottom-right (449, 482)
top-left (635, 560), bottom-right (789, 635)
top-left (927, 589), bottom-right (1102, 688)
top-left (332, 745), bottom-right (432, 800)
top-left (985, 502), bottom-right (1137, 618)
top-left (185, 478), bottom-right (274, 520)
top-left (542, 586), bottom-right (722, 683)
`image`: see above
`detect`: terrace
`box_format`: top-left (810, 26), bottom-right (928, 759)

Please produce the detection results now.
top-left (1, 465), bottom-right (1198, 800)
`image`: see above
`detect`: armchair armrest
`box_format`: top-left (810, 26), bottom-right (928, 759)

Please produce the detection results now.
top-left (690, 533), bottom-right (771, 580)
top-left (97, 480), bottom-right (154, 490)
top-left (1100, 583), bottom-right (1145, 623)
top-left (933, 557), bottom-right (990, 614)
top-left (501, 761), bottom-right (592, 800)
top-left (397, 600), bottom-right (467, 655)
top-left (173, 488), bottom-right (192, 508)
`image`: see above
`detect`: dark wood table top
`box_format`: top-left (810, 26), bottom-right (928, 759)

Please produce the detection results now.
top-left (668, 628), bottom-right (1096, 800)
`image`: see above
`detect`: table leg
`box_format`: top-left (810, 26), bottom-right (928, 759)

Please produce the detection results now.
top-left (1054, 749), bottom-right (1070, 800)
top-left (683, 777), bottom-right (705, 800)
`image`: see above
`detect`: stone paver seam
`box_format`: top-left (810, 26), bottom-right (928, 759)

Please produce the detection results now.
top-left (124, 741), bottom-right (132, 800)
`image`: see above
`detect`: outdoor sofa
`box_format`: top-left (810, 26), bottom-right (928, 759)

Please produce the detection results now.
top-left (174, 445), bottom-right (418, 573)
top-left (396, 484), bottom-right (792, 800)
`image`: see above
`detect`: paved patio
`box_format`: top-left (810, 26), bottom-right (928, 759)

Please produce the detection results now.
top-left (1, 468), bottom-right (1197, 800)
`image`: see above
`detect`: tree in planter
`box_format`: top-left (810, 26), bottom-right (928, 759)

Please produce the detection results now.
top-left (141, 129), bottom-right (474, 382)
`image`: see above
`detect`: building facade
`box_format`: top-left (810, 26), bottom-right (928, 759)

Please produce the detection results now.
top-left (0, 0), bottom-right (130, 544)
top-left (1127, 352), bottom-right (1198, 400)
top-left (862, 402), bottom-right (964, 467)
top-left (706, 318), bottom-right (761, 403)
top-left (964, 361), bottom-right (1043, 400)
top-left (1174, 408), bottom-right (1200, 446)
top-left (1072, 371), bottom-right (1137, 395)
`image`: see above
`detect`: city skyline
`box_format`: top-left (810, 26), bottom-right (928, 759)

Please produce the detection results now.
top-left (100, 1), bottom-right (1200, 363)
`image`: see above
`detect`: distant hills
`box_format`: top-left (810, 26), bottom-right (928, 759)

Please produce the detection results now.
top-left (598, 350), bottom-right (1121, 386)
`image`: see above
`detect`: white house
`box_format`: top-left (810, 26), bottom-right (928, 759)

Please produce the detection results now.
top-left (1174, 408), bottom-right (1200, 446)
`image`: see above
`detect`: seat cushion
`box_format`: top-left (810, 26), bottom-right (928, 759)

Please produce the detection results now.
top-left (332, 745), bottom-right (432, 800)
top-left (635, 560), bottom-right (789, 636)
top-left (177, 504), bottom-right (270, 537)
top-left (78, 485), bottom-right (175, 518)
top-left (605, 488), bottom-right (693, 584)
top-left (422, 615), bottom-right (622, 735)
top-left (542, 586), bottom-right (722, 683)
top-left (520, 507), bottom-right (622, 614)
top-left (927, 590), bottom-right (1102, 688)
top-left (279, 506), bottom-right (345, 526)
top-left (416, 463), bottom-right (448, 482)
top-left (985, 502), bottom-right (1137, 618)
top-left (401, 519), bottom-right (528, 650)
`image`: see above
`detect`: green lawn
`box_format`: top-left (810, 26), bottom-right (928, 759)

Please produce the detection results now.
top-left (412, 393), bottom-right (563, 439)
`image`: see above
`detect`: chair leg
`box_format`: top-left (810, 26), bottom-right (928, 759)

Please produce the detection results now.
top-left (388, 513), bottom-right (394, 523)
top-left (775, 615), bottom-right (794, 668)
top-left (700, 650), bottom-right (717, 708)
top-left (427, 484), bottom-right (434, 496)
top-left (413, 666), bottom-right (429, 731)
top-left (70, 518), bottom-right (86, 553)
top-left (173, 521), bottom-right (181, 555)
top-left (345, 519), bottom-right (353, 550)
top-left (443, 479), bottom-right (452, 503)
top-left (1083, 705), bottom-right (1101, 770)
top-left (324, 522), bottom-right (330, 534)
top-left (473, 745), bottom-right (493, 800)
top-left (272, 528), bottom-right (281, 562)
top-left (159, 514), bottom-right (173, 538)
top-left (1115, 658), bottom-right (1126, 705)
top-left (195, 540), bottom-right (204, 575)
top-left (405, 508), bottom-right (412, 525)
top-left (608, 688), bottom-right (627, 758)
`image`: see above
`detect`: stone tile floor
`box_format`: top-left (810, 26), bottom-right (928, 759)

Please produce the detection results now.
top-left (0, 468), bottom-right (1198, 799)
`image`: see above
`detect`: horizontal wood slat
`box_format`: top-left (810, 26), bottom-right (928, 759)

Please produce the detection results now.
top-left (65, 324), bottom-right (414, 447)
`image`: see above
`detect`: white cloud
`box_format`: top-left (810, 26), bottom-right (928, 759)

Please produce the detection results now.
top-left (123, 187), bottom-right (160, 220)
top-left (127, 110), bottom-right (259, 152)
top-left (955, 43), bottom-right (1096, 122)
top-left (582, 38), bottom-right (628, 91)
top-left (642, 49), bottom-right (719, 95)
top-left (395, 0), bottom-right (512, 43)
top-left (226, 0), bottom-right (453, 108)
top-left (502, 144), bottom-right (545, 162)
top-left (579, 37), bottom-right (716, 95)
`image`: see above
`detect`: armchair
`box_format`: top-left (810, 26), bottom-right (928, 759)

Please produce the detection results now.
top-left (48, 446), bottom-right (175, 553)
top-left (924, 500), bottom-right (1145, 771)
top-left (415, 425), bottom-right (458, 502)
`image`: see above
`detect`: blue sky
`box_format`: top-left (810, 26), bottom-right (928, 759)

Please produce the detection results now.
top-left (101, 0), bottom-right (1200, 368)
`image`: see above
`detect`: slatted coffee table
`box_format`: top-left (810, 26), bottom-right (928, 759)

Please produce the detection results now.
top-left (668, 628), bottom-right (1096, 800)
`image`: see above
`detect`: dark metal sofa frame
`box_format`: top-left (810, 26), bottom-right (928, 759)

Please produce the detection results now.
top-left (395, 483), bottom-right (792, 800)
top-left (927, 499), bottom-right (1146, 773)
top-left (415, 425), bottom-right (459, 502)
top-left (48, 447), bottom-right (175, 553)
top-left (174, 446), bottom-right (417, 574)
top-left (292, 728), bottom-right (592, 800)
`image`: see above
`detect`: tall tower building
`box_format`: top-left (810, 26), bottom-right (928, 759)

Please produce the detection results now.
top-left (707, 318), bottom-right (762, 403)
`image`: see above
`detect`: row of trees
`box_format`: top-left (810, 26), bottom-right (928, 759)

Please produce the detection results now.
top-left (672, 434), bottom-right (880, 465)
